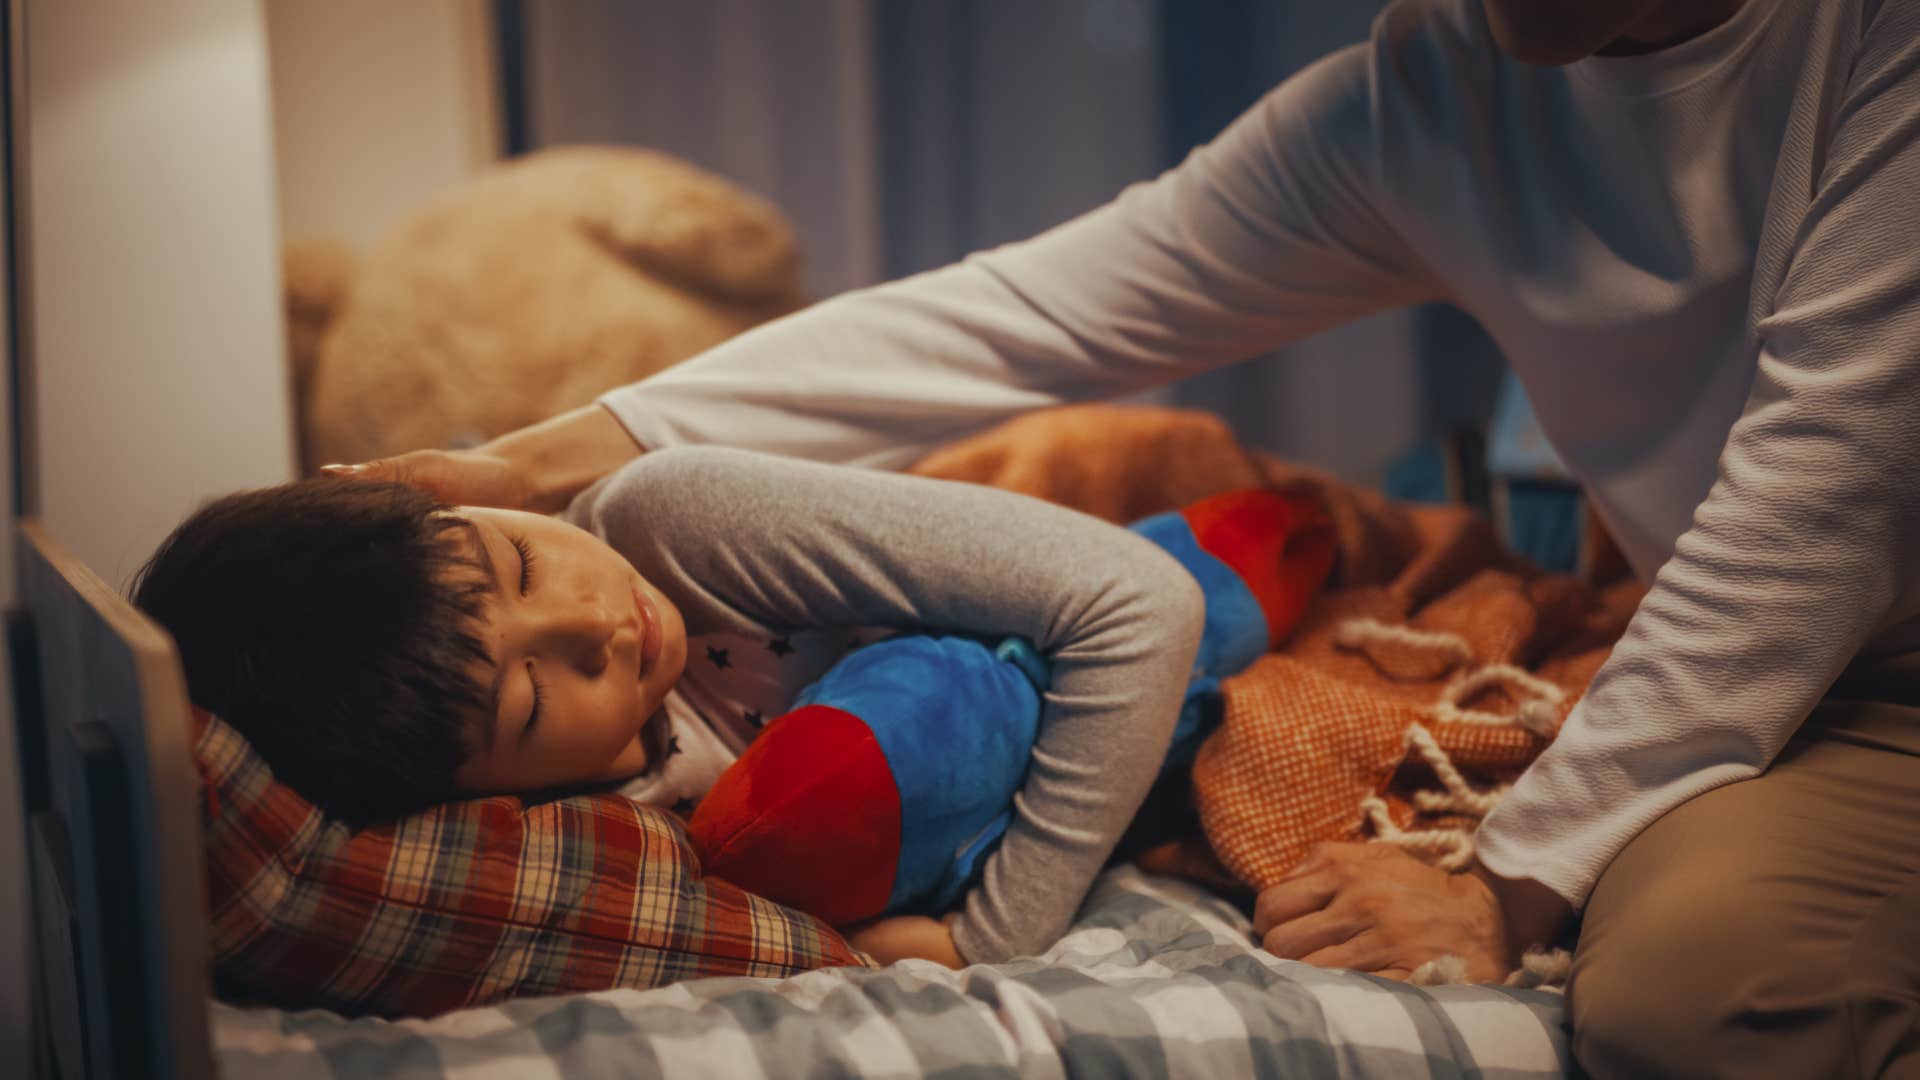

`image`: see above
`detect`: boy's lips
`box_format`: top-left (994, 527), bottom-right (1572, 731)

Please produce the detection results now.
top-left (633, 585), bottom-right (662, 677)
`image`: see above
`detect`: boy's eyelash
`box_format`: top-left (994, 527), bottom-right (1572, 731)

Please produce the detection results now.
top-left (511, 535), bottom-right (538, 594)
top-left (526, 662), bottom-right (544, 735)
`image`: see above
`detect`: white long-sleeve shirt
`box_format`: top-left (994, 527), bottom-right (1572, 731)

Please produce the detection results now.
top-left (599, 0), bottom-right (1920, 908)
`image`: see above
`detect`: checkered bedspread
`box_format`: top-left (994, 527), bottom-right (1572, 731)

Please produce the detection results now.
top-left (212, 866), bottom-right (1573, 1079)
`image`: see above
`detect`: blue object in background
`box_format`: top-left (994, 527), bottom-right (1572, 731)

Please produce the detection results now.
top-left (1383, 440), bottom-right (1454, 507)
top-left (1385, 374), bottom-right (1584, 574)
top-left (1486, 376), bottom-right (1570, 482)
top-left (1499, 480), bottom-right (1582, 575)
top-left (1486, 377), bottom-right (1580, 573)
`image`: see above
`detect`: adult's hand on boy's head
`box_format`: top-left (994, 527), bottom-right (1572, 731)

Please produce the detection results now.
top-left (322, 448), bottom-right (537, 511)
top-left (323, 404), bottom-right (647, 514)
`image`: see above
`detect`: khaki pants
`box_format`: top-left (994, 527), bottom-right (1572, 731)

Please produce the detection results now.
top-left (1571, 650), bottom-right (1920, 1078)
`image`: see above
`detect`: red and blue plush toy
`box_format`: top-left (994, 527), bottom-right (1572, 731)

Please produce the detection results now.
top-left (687, 488), bottom-right (1335, 927)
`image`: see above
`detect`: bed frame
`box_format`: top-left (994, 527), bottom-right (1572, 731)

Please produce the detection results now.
top-left (11, 522), bottom-right (213, 1079)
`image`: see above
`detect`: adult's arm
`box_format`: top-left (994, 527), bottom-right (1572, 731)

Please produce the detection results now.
top-left (568, 446), bottom-right (1207, 963)
top-left (1475, 5), bottom-right (1920, 913)
top-left (596, 44), bottom-right (1437, 469)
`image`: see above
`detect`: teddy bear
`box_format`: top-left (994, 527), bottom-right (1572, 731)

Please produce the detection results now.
top-left (283, 146), bottom-right (807, 472)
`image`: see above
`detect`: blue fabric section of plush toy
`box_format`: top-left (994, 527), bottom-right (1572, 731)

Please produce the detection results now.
top-left (993, 636), bottom-right (1052, 692)
top-left (792, 634), bottom-right (1042, 914)
top-left (1165, 676), bottom-right (1222, 776)
top-left (1127, 511), bottom-right (1268, 678)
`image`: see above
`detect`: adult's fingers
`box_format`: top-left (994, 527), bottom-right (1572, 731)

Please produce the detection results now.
top-left (323, 452), bottom-right (462, 502)
top-left (1302, 929), bottom-right (1437, 979)
top-left (1277, 843), bottom-right (1337, 882)
top-left (1303, 935), bottom-right (1473, 983)
top-left (1260, 910), bottom-right (1365, 962)
top-left (320, 456), bottom-right (413, 485)
top-left (376, 456), bottom-right (434, 494)
top-left (1277, 840), bottom-right (1385, 883)
top-left (1298, 934), bottom-right (1395, 974)
top-left (1252, 870), bottom-right (1338, 936)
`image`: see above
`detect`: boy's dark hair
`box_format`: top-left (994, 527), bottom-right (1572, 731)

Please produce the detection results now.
top-left (132, 477), bottom-right (496, 823)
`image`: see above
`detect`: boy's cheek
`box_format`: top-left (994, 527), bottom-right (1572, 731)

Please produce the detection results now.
top-left (595, 733), bottom-right (653, 782)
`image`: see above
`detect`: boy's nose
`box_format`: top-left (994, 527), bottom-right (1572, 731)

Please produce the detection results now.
top-left (540, 600), bottom-right (619, 674)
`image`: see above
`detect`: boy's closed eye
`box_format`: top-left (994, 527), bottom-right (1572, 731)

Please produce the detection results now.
top-left (520, 660), bottom-right (545, 744)
top-left (502, 533), bottom-right (545, 740)
top-left (511, 533), bottom-right (538, 595)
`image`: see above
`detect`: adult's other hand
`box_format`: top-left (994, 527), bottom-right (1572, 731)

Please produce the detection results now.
top-left (1253, 842), bottom-right (1511, 983)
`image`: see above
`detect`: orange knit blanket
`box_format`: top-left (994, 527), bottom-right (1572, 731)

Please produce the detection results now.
top-left (912, 404), bottom-right (1644, 890)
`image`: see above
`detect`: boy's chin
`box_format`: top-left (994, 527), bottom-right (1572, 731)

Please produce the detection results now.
top-left (596, 720), bottom-right (665, 782)
top-left (637, 704), bottom-right (673, 764)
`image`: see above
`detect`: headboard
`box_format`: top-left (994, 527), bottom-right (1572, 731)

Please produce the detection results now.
top-left (11, 521), bottom-right (213, 1079)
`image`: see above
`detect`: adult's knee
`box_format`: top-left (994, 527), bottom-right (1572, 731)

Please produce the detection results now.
top-left (1844, 872), bottom-right (1920, 1076)
top-left (1570, 895), bottom-right (1750, 1077)
top-left (1571, 859), bottom-right (1849, 1078)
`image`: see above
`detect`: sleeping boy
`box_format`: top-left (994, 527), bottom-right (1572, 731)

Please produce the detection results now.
top-left (136, 446), bottom-right (1223, 968)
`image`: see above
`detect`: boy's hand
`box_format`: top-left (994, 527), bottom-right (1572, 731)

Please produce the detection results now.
top-left (843, 914), bottom-right (964, 969)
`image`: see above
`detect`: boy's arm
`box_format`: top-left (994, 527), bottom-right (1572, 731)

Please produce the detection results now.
top-left (570, 447), bottom-right (1206, 963)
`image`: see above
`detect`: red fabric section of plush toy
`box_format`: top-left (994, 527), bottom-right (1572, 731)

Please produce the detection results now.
top-left (688, 705), bottom-right (901, 927)
top-left (1181, 489), bottom-right (1336, 649)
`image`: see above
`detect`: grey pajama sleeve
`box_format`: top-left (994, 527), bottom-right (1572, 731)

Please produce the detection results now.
top-left (568, 446), bottom-right (1206, 963)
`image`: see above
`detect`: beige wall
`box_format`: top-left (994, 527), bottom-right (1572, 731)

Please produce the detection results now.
top-left (0, 4), bottom-right (500, 1058)
top-left (0, 7), bottom-right (19, 1060)
top-left (16, 0), bottom-right (503, 585)
top-left (24, 0), bottom-right (296, 585)
top-left (6, 0), bottom-right (299, 1060)
top-left (266, 0), bottom-right (500, 248)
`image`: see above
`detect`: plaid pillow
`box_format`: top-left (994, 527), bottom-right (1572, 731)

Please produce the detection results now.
top-left (194, 710), bottom-right (871, 1017)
